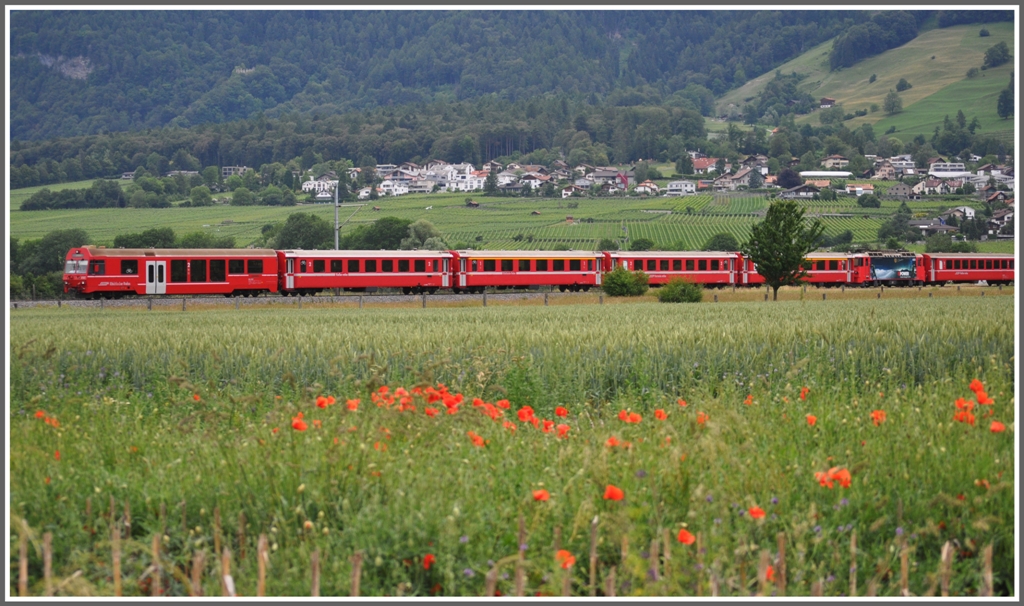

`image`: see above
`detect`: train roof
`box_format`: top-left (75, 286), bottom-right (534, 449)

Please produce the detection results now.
top-left (454, 250), bottom-right (602, 258)
top-left (70, 245), bottom-right (276, 258)
top-left (920, 252), bottom-right (1016, 258)
top-left (278, 249), bottom-right (453, 258)
top-left (608, 251), bottom-right (737, 257)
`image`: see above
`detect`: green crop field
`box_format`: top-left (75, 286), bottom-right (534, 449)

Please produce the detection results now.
top-left (8, 296), bottom-right (1015, 596)
top-left (718, 22), bottom-right (1015, 143)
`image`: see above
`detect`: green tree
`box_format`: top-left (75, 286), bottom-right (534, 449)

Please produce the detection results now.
top-left (113, 227), bottom-right (176, 249)
top-left (596, 238), bottom-right (619, 251)
top-left (230, 187), bottom-right (255, 206)
top-left (883, 90), bottom-right (903, 115)
top-left (703, 232), bottom-right (740, 251)
top-left (983, 41), bottom-right (1011, 68)
top-left (201, 166), bottom-right (220, 187)
top-left (260, 185), bottom-right (284, 206)
top-left (361, 216), bottom-right (414, 249)
top-left (484, 170), bottom-right (498, 195)
top-left (190, 185), bottom-right (214, 206)
top-left (275, 212), bottom-right (334, 250)
top-left (602, 266), bottom-right (649, 297)
top-left (225, 175), bottom-right (244, 191)
top-left (997, 86), bottom-right (1014, 119)
top-left (18, 228), bottom-right (90, 276)
top-left (400, 219), bottom-right (446, 250)
top-left (895, 78), bottom-right (912, 92)
top-left (629, 237), bottom-right (655, 251)
top-left (657, 277), bottom-right (703, 303)
top-left (856, 194), bottom-right (881, 208)
top-left (741, 200), bottom-right (824, 301)
top-left (675, 154), bottom-right (694, 175)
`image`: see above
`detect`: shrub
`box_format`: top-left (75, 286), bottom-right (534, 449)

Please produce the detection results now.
top-left (603, 266), bottom-right (649, 297)
top-left (966, 67), bottom-right (980, 79)
top-left (869, 73), bottom-right (877, 83)
top-left (979, 28), bottom-right (990, 37)
top-left (896, 78), bottom-right (912, 92)
top-left (657, 277), bottom-right (703, 303)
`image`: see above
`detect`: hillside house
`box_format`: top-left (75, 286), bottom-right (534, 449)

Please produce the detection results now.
top-left (221, 166), bottom-right (250, 179)
top-left (823, 155), bottom-right (849, 170)
top-left (885, 182), bottom-right (916, 200)
top-left (820, 97), bottom-right (836, 108)
top-left (805, 180), bottom-right (832, 189)
top-left (845, 183), bottom-right (875, 197)
top-left (121, 171), bottom-right (135, 179)
top-left (692, 158), bottom-right (720, 174)
top-left (561, 185), bottom-right (585, 199)
top-left (873, 160), bottom-right (896, 181)
top-left (633, 180), bottom-right (659, 195)
top-left (908, 219), bottom-right (959, 237)
top-left (988, 208), bottom-right (1013, 231)
top-left (929, 162), bottom-right (966, 174)
top-left (714, 167), bottom-right (754, 191)
top-left (940, 205), bottom-right (976, 220)
top-left (913, 178), bottom-right (949, 196)
top-left (987, 191), bottom-right (1010, 203)
top-left (779, 184), bottom-right (820, 199)
top-left (379, 180), bottom-right (409, 196)
top-left (666, 180), bottom-right (696, 196)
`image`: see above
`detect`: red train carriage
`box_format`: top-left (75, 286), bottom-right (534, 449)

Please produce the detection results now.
top-left (277, 250), bottom-right (454, 296)
top-left (920, 253), bottom-right (1015, 286)
top-left (451, 250), bottom-right (603, 293)
top-left (799, 253), bottom-right (873, 287)
top-left (63, 246), bottom-right (279, 299)
top-left (605, 251), bottom-right (738, 287)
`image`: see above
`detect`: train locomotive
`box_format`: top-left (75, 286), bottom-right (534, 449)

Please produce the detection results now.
top-left (63, 245), bottom-right (1014, 299)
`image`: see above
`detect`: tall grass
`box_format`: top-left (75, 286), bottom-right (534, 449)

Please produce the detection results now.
top-left (8, 297), bottom-right (1015, 596)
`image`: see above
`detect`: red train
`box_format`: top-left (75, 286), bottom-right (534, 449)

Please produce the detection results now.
top-left (63, 245), bottom-right (1014, 299)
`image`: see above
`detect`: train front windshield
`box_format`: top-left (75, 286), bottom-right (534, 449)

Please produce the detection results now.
top-left (64, 260), bottom-right (88, 274)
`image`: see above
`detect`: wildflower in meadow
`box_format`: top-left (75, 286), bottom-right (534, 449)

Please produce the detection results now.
top-left (766, 565), bottom-right (775, 582)
top-left (379, 386), bottom-right (390, 395)
top-left (35, 410), bottom-right (44, 419)
top-left (654, 409), bottom-right (667, 421)
top-left (542, 419), bottom-right (555, 433)
top-left (604, 485), bottom-right (625, 501)
top-left (677, 399), bottom-right (687, 407)
top-left (518, 406), bottom-right (536, 423)
top-left (292, 412), bottom-right (308, 431)
top-left (806, 414), bottom-right (817, 426)
top-left (556, 424), bottom-right (570, 439)
top-left (628, 412), bottom-right (642, 424)
top-left (870, 410), bottom-right (886, 426)
top-left (472, 398), bottom-right (484, 407)
top-left (346, 399), bottom-right (360, 411)
top-left (503, 421), bottom-right (517, 432)
top-left (424, 407), bottom-right (439, 418)
top-left (606, 436), bottom-right (621, 447)
top-left (677, 528), bottom-right (696, 545)
top-left (327, 396), bottom-right (336, 406)
top-left (954, 397), bottom-right (976, 425)
top-left (54, 450), bottom-right (60, 461)
top-left (467, 431), bottom-right (485, 447)
top-left (748, 506), bottom-right (766, 519)
top-left (815, 467), bottom-right (851, 489)
top-left (496, 399), bottom-right (510, 410)
top-left (555, 406), bottom-right (568, 417)
top-left (533, 489), bottom-right (550, 501)
top-left (990, 421), bottom-right (1006, 433)
top-left (800, 386), bottom-right (810, 401)
top-left (312, 419), bottom-right (322, 429)
top-left (555, 549), bottom-right (576, 569)
top-left (696, 412), bottom-right (709, 426)
top-left (744, 394), bottom-right (753, 406)
top-left (423, 554), bottom-right (435, 570)
top-left (193, 394), bottom-right (201, 402)
top-left (618, 410), bottom-right (629, 422)
top-left (316, 396), bottom-right (328, 408)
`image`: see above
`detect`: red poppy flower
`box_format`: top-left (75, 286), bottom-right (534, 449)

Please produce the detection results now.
top-left (628, 412), bottom-right (642, 424)
top-left (423, 554), bottom-right (435, 570)
top-left (654, 409), bottom-right (667, 421)
top-left (555, 406), bottom-right (568, 417)
top-left (272, 427), bottom-right (279, 434)
top-left (977, 392), bottom-right (994, 405)
top-left (193, 393), bottom-right (201, 402)
top-left (312, 419), bottom-right (322, 429)
top-left (603, 485), bottom-right (625, 501)
top-left (379, 386), bottom-right (390, 394)
top-left (990, 421), bottom-right (1006, 433)
top-left (533, 489), bottom-right (550, 501)
top-left (346, 399), bottom-right (359, 411)
top-left (518, 406), bottom-right (536, 422)
top-left (800, 386), bottom-right (810, 401)
top-left (870, 410), bottom-right (886, 426)
top-left (748, 506), bottom-right (766, 519)
top-left (292, 412), bottom-right (308, 431)
top-left (555, 549), bottom-right (575, 569)
top-left (316, 396), bottom-right (328, 408)
top-left (472, 397), bottom-right (485, 407)
top-left (606, 436), bottom-right (620, 447)
top-left (618, 410), bottom-right (629, 422)
top-left (529, 418), bottom-right (539, 429)
top-left (743, 394), bottom-right (753, 406)
top-left (503, 420), bottom-right (517, 432)
top-left (44, 477), bottom-right (50, 485)
top-left (496, 399), bottom-right (510, 410)
top-left (54, 450), bottom-right (60, 461)
top-left (830, 467), bottom-right (852, 489)
top-left (327, 396), bottom-right (336, 406)
top-left (969, 378), bottom-right (984, 395)
top-left (35, 410), bottom-right (45, 419)
top-left (467, 431), bottom-right (485, 447)
top-left (677, 528), bottom-right (696, 545)
top-left (696, 412), bottom-right (708, 426)
top-left (677, 399), bottom-right (687, 407)
top-left (541, 419), bottom-right (555, 433)
top-left (424, 407), bottom-right (439, 417)
top-left (766, 565), bottom-right (775, 582)
top-left (556, 424), bottom-right (570, 438)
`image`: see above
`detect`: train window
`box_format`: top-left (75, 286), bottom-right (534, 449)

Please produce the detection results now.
top-left (170, 260), bottom-right (188, 282)
top-left (1001, 260), bottom-right (1007, 269)
top-left (210, 260), bottom-right (226, 282)
top-left (341, 260), bottom-right (353, 272)
top-left (121, 260), bottom-right (138, 275)
top-left (365, 260), bottom-right (377, 272)
top-left (88, 260), bottom-right (105, 275)
top-left (698, 260), bottom-right (707, 271)
top-left (673, 260), bottom-right (681, 271)
top-left (660, 260), bottom-right (669, 271)
top-left (415, 260), bottom-right (426, 272)
top-left (398, 260), bottom-right (410, 272)
top-left (472, 260), bottom-right (478, 271)
top-left (569, 259), bottom-right (581, 271)
top-left (647, 260), bottom-right (656, 271)
top-left (970, 260), bottom-right (977, 269)
top-left (1010, 260), bottom-right (1014, 269)
top-left (300, 260), bottom-right (307, 272)
top-left (248, 259), bottom-right (263, 274)
top-left (519, 259), bottom-right (531, 271)
top-left (432, 260), bottom-right (439, 272)
top-left (501, 259), bottom-right (514, 271)
top-left (829, 260), bottom-right (838, 271)
top-left (553, 260), bottom-right (565, 271)
top-left (313, 260), bottom-right (325, 273)
top-left (711, 260), bottom-right (720, 271)
top-left (229, 259), bottom-right (245, 274)
top-left (986, 260), bottom-right (993, 270)
top-left (483, 260), bottom-right (496, 272)
top-left (536, 259), bottom-right (548, 271)
top-left (382, 260), bottom-right (394, 272)
top-left (588, 260), bottom-right (593, 271)
top-left (686, 260), bottom-right (694, 271)
top-left (191, 260), bottom-right (207, 282)
top-left (814, 261), bottom-right (824, 271)
top-left (634, 260), bottom-right (643, 270)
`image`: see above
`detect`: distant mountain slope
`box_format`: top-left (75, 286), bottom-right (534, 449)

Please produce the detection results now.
top-left (718, 22), bottom-right (1015, 141)
top-left (9, 9), bottom-right (864, 141)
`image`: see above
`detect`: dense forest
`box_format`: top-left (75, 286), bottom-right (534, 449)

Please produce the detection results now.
top-left (10, 10), bottom-right (866, 141)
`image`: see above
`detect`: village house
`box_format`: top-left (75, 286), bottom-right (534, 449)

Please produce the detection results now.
top-left (379, 179), bottom-right (409, 196)
top-left (301, 178), bottom-right (338, 194)
top-left (121, 171), bottom-right (135, 179)
top-left (820, 97), bottom-right (836, 108)
top-left (633, 180), bottom-right (659, 195)
top-left (988, 208), bottom-right (1014, 232)
top-left (805, 180), bottom-right (832, 189)
top-left (845, 183), bottom-right (875, 197)
top-left (561, 185), bottom-right (585, 199)
top-left (822, 155), bottom-right (849, 170)
top-left (913, 178), bottom-right (950, 196)
top-left (873, 160), bottom-right (896, 180)
top-left (221, 166), bottom-right (249, 179)
top-left (779, 184), bottom-right (820, 199)
top-left (483, 160), bottom-right (504, 173)
top-left (692, 158), bottom-right (720, 174)
top-left (940, 205), bottom-right (976, 220)
top-left (713, 167), bottom-right (754, 191)
top-left (666, 180), bottom-right (697, 196)
top-left (907, 219), bottom-right (959, 237)
top-left (885, 182), bottom-right (916, 200)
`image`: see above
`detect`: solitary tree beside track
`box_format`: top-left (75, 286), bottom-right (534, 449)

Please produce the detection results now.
top-left (741, 200), bottom-right (824, 301)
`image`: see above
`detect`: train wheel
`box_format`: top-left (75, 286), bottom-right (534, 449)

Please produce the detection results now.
top-left (559, 285), bottom-right (567, 293)
top-left (428, 287), bottom-right (438, 294)
top-left (582, 285), bottom-right (591, 292)
top-left (402, 287), bottom-right (412, 295)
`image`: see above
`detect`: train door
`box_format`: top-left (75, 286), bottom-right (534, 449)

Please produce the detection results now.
top-left (145, 261), bottom-right (166, 294)
top-left (595, 257), bottom-right (602, 285)
top-left (285, 258), bottom-right (295, 289)
top-left (460, 258), bottom-right (467, 287)
top-left (846, 259), bottom-right (851, 283)
top-left (729, 258), bottom-right (735, 284)
top-left (442, 258), bottom-right (450, 287)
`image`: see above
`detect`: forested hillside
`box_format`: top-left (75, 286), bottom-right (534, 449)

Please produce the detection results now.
top-left (10, 9), bottom-right (863, 141)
